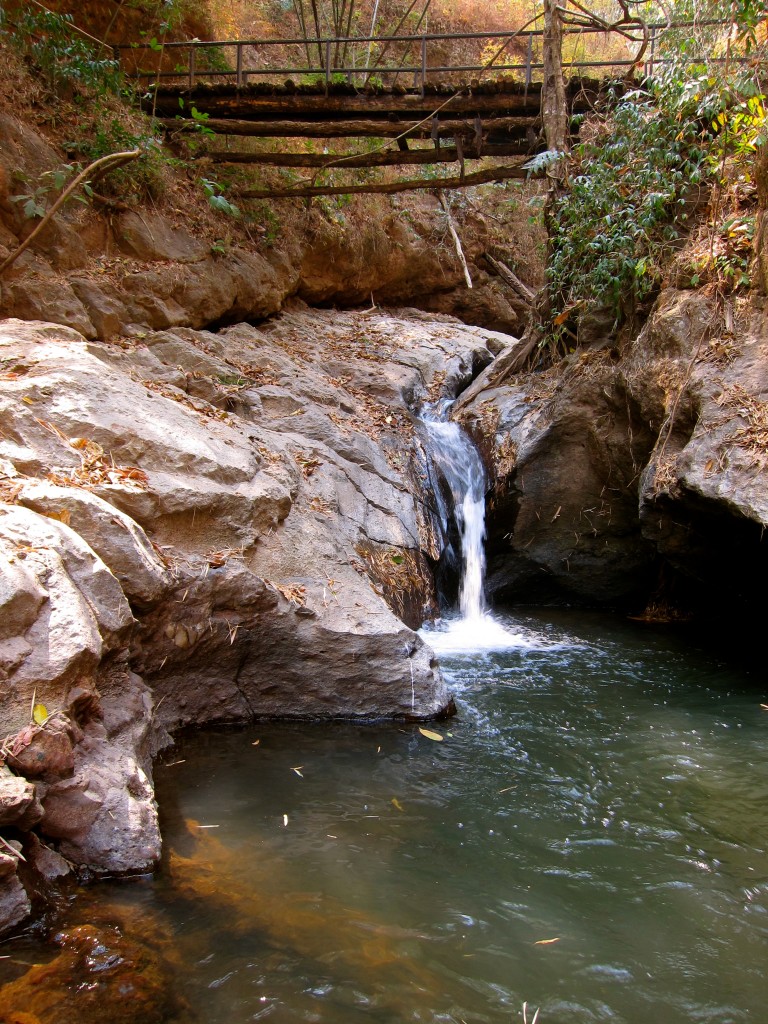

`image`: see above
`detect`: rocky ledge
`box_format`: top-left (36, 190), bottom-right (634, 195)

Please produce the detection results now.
top-left (0, 306), bottom-right (511, 934)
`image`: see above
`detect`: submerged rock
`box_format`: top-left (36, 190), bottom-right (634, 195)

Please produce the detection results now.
top-left (0, 923), bottom-right (192, 1024)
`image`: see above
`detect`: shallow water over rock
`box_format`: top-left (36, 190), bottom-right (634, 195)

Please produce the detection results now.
top-left (2, 609), bottom-right (766, 1024)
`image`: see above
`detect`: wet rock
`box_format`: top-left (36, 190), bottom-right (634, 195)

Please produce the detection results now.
top-left (0, 855), bottom-right (31, 937)
top-left (26, 834), bottom-right (72, 882)
top-left (460, 353), bottom-right (658, 604)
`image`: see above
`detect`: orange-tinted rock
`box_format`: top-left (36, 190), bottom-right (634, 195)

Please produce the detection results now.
top-left (0, 924), bottom-right (192, 1024)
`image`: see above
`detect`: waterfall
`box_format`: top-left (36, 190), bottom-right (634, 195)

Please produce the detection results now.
top-left (419, 400), bottom-right (487, 623)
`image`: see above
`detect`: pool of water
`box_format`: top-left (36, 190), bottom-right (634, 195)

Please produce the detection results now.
top-left (3, 608), bottom-right (767, 1023)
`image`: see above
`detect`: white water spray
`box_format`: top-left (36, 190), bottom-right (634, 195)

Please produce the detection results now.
top-left (419, 401), bottom-right (487, 623)
top-left (419, 402), bottom-right (532, 654)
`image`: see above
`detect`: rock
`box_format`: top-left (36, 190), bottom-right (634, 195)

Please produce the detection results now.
top-left (41, 674), bottom-right (161, 874)
top-left (0, 504), bottom-right (133, 734)
top-left (69, 279), bottom-right (128, 340)
top-left (0, 772), bottom-right (43, 829)
top-left (115, 211), bottom-right (209, 263)
top-left (0, 262), bottom-right (96, 338)
top-left (0, 550), bottom-right (47, 640)
top-left (0, 859), bottom-right (31, 937)
top-left (0, 923), bottom-right (189, 1023)
top-left (18, 481), bottom-right (172, 609)
top-left (6, 718), bottom-right (76, 782)
top-left (460, 353), bottom-right (658, 604)
top-left (26, 834), bottom-right (72, 882)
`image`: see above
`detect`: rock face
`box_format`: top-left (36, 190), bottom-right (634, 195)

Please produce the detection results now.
top-left (0, 307), bottom-right (508, 933)
top-left (460, 288), bottom-right (768, 624)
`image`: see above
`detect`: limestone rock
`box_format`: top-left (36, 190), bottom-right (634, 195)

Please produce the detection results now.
top-left (0, 504), bottom-right (133, 734)
top-left (19, 480), bottom-right (172, 608)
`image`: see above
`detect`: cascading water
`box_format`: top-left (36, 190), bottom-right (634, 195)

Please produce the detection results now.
top-left (419, 399), bottom-right (487, 623)
top-left (419, 401), bottom-right (530, 654)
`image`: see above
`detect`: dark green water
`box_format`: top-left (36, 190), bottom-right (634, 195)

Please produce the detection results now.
top-left (4, 609), bottom-right (768, 1022)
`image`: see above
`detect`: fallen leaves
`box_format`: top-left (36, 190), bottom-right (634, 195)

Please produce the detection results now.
top-left (418, 727), bottom-right (444, 742)
top-left (266, 580), bottom-right (307, 608)
top-left (35, 418), bottom-right (149, 491)
top-left (534, 937), bottom-right (560, 946)
top-left (295, 453), bottom-right (322, 478)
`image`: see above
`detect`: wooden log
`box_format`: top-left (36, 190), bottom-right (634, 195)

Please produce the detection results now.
top-left (162, 114), bottom-right (540, 140)
top-left (198, 142), bottom-right (531, 167)
top-left (235, 162), bottom-right (532, 200)
top-left (483, 253), bottom-right (536, 304)
top-left (147, 89), bottom-right (546, 120)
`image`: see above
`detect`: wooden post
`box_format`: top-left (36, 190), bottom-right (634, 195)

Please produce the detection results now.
top-left (646, 25), bottom-right (656, 77)
top-left (420, 36), bottom-right (427, 98)
top-left (236, 43), bottom-right (243, 90)
top-left (325, 39), bottom-right (332, 94)
top-left (188, 46), bottom-right (196, 91)
top-left (525, 33), bottom-right (533, 88)
top-left (542, 0), bottom-right (567, 154)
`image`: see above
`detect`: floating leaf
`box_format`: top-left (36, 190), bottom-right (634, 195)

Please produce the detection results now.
top-left (290, 766), bottom-right (304, 777)
top-left (418, 727), bottom-right (444, 742)
top-left (534, 937), bottom-right (560, 946)
top-left (283, 814), bottom-right (289, 826)
top-left (32, 703), bottom-right (49, 726)
top-left (391, 797), bottom-right (404, 812)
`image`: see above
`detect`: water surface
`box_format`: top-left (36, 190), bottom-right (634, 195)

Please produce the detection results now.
top-left (3, 608), bottom-right (766, 1023)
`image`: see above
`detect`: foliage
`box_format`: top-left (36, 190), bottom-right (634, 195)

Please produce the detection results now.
top-left (3, 6), bottom-right (122, 95)
top-left (547, 93), bottom-right (709, 334)
top-left (201, 178), bottom-right (241, 218)
top-left (64, 118), bottom-right (168, 203)
top-left (10, 164), bottom-right (82, 219)
top-left (543, 0), bottom-right (767, 351)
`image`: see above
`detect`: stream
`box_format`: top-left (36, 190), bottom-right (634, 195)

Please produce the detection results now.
top-left (1, 417), bottom-right (766, 1023)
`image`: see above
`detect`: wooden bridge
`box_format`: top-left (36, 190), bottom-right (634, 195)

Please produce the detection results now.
top-left (113, 19), bottom-right (724, 197)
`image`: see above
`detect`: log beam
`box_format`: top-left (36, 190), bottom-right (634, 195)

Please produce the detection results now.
top-left (198, 142), bottom-right (531, 167)
top-left (235, 162), bottom-right (532, 200)
top-left (163, 114), bottom-right (541, 140)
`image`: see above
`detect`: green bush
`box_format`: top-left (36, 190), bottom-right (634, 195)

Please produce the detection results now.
top-left (4, 7), bottom-right (122, 96)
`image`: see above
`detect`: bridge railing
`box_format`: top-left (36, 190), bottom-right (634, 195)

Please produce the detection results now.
top-left (115, 21), bottom-right (728, 95)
